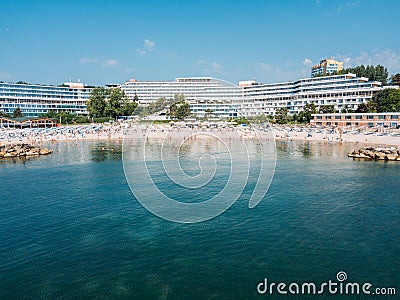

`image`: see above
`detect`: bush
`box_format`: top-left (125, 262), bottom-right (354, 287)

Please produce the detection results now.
top-left (93, 117), bottom-right (111, 123)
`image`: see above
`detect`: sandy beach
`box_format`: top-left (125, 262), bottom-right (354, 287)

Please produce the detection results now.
top-left (1, 122), bottom-right (400, 147)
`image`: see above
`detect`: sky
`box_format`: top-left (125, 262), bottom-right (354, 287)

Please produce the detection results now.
top-left (1, 0), bottom-right (400, 86)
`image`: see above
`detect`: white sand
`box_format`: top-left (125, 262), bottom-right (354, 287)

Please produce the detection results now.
top-left (1, 123), bottom-right (399, 147)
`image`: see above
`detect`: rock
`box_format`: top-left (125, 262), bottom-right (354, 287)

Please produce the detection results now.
top-left (1, 143), bottom-right (53, 159)
top-left (375, 152), bottom-right (387, 160)
top-left (39, 148), bottom-right (52, 155)
top-left (25, 151), bottom-right (39, 156)
top-left (386, 154), bottom-right (398, 161)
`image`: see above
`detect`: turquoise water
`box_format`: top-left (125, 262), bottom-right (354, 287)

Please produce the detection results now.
top-left (0, 140), bottom-right (399, 299)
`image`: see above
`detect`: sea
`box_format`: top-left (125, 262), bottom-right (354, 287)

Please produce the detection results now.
top-left (0, 139), bottom-right (399, 299)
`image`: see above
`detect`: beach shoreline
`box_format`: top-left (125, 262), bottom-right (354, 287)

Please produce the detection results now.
top-left (1, 123), bottom-right (399, 148)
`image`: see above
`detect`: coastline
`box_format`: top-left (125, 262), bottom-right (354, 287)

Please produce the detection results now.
top-left (1, 123), bottom-right (399, 148)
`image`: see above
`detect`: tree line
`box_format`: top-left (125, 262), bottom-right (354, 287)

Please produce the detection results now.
top-left (316, 64), bottom-right (400, 87)
top-left (86, 87), bottom-right (137, 119)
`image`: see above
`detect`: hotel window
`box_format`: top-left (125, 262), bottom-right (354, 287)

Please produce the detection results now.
top-left (335, 116), bottom-right (341, 119)
top-left (355, 115), bottom-right (362, 119)
top-left (378, 115), bottom-right (385, 119)
top-left (367, 115), bottom-right (374, 119)
top-left (391, 115), bottom-right (398, 119)
top-left (345, 116), bottom-right (352, 119)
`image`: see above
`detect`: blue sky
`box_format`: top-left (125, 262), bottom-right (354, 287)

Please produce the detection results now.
top-left (1, 0), bottom-right (399, 86)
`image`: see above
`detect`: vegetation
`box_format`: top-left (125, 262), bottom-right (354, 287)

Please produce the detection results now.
top-left (318, 104), bottom-right (336, 114)
top-left (318, 64), bottom-right (389, 85)
top-left (228, 117), bottom-right (250, 125)
top-left (339, 64), bottom-right (388, 85)
top-left (86, 87), bottom-right (137, 118)
top-left (168, 94), bottom-right (191, 120)
top-left (41, 110), bottom-right (91, 124)
top-left (295, 103), bottom-right (317, 123)
top-left (372, 88), bottom-right (400, 112)
top-left (390, 73), bottom-right (400, 86)
top-left (13, 107), bottom-right (23, 118)
top-left (274, 107), bottom-right (290, 124)
top-left (0, 111), bottom-right (11, 118)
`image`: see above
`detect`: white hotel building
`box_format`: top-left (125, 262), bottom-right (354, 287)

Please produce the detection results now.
top-left (120, 77), bottom-right (242, 118)
top-left (120, 73), bottom-right (384, 118)
top-left (0, 82), bottom-right (91, 117)
top-left (0, 74), bottom-right (386, 118)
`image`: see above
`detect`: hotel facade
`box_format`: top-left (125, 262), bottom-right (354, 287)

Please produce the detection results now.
top-left (311, 58), bottom-right (343, 77)
top-left (310, 112), bottom-right (400, 128)
top-left (0, 74), bottom-right (388, 119)
top-left (119, 73), bottom-right (384, 118)
top-left (0, 82), bottom-right (91, 117)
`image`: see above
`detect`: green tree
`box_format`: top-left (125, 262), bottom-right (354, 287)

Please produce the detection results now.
top-left (86, 87), bottom-right (107, 117)
top-left (355, 103), bottom-right (368, 113)
top-left (319, 105), bottom-right (336, 114)
top-left (176, 103), bottom-right (191, 120)
top-left (300, 102), bottom-right (317, 123)
top-left (340, 105), bottom-right (353, 113)
top-left (372, 88), bottom-right (400, 112)
top-left (13, 107), bottom-right (23, 118)
top-left (274, 107), bottom-right (290, 124)
top-left (390, 73), bottom-right (400, 86)
top-left (340, 64), bottom-right (388, 84)
top-left (168, 94), bottom-right (191, 120)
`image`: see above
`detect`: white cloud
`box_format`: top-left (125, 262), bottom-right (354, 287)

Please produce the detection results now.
top-left (258, 62), bottom-right (270, 71)
top-left (211, 62), bottom-right (221, 69)
top-left (136, 48), bottom-right (146, 56)
top-left (102, 59), bottom-right (119, 67)
top-left (337, 1), bottom-right (359, 12)
top-left (136, 39), bottom-right (156, 56)
top-left (337, 50), bottom-right (400, 73)
top-left (144, 39), bottom-right (155, 51)
top-left (303, 58), bottom-right (313, 66)
top-left (0, 71), bottom-right (12, 80)
top-left (197, 59), bottom-right (223, 74)
top-left (79, 57), bottom-right (98, 64)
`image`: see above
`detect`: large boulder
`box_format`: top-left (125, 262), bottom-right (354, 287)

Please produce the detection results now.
top-left (375, 152), bottom-right (387, 160)
top-left (386, 154), bottom-right (398, 161)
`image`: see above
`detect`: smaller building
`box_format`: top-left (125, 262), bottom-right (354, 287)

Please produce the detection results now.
top-left (0, 117), bottom-right (58, 128)
top-left (310, 113), bottom-right (400, 128)
top-left (311, 58), bottom-right (343, 77)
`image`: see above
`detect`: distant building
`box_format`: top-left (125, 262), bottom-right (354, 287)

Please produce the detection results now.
top-left (239, 73), bottom-right (382, 117)
top-left (120, 77), bottom-right (242, 118)
top-left (310, 112), bottom-right (400, 128)
top-left (0, 82), bottom-right (91, 117)
top-left (311, 58), bottom-right (343, 77)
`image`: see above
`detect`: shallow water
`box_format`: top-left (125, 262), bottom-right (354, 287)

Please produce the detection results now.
top-left (0, 140), bottom-right (399, 299)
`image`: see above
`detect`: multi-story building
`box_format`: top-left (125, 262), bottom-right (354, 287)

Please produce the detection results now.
top-left (240, 73), bottom-right (382, 117)
top-left (0, 73), bottom-right (386, 119)
top-left (0, 81), bottom-right (91, 117)
top-left (120, 74), bottom-right (383, 119)
top-left (310, 112), bottom-right (400, 128)
top-left (120, 77), bottom-right (242, 118)
top-left (311, 58), bottom-right (343, 77)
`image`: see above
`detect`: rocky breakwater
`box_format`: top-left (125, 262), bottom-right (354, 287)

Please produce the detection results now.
top-left (348, 146), bottom-right (400, 161)
top-left (0, 143), bottom-right (53, 158)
